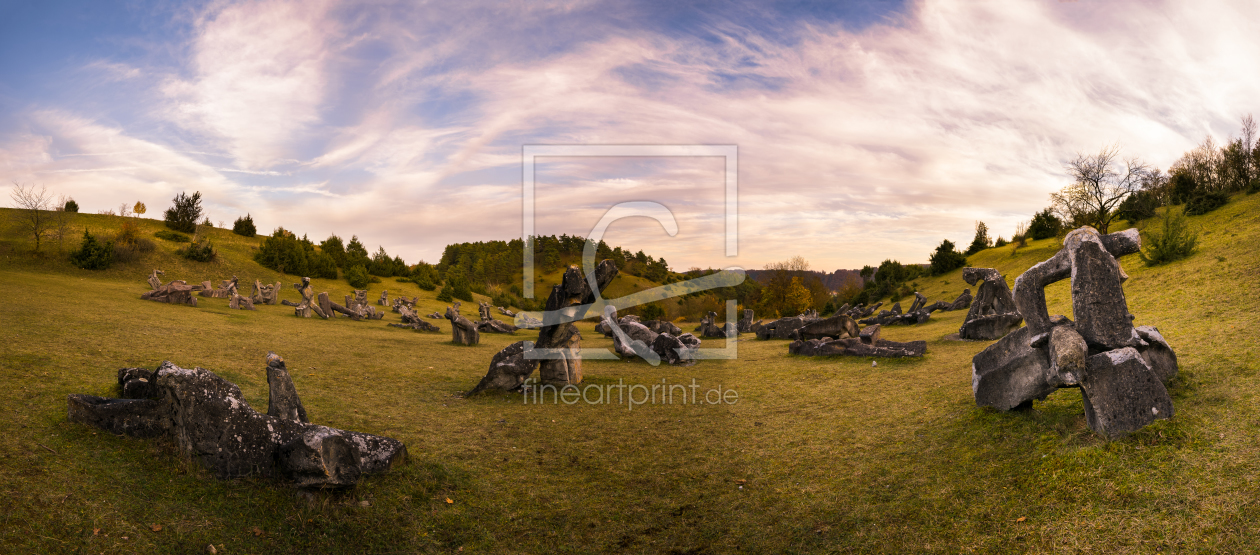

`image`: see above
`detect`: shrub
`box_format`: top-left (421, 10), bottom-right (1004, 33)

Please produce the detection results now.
top-left (311, 252), bottom-right (338, 280)
top-left (492, 292), bottom-right (516, 309)
top-left (111, 221), bottom-right (155, 263)
top-left (966, 221), bottom-right (992, 255)
top-left (232, 214), bottom-right (257, 237)
top-left (1184, 190), bottom-right (1228, 216)
top-left (1139, 208), bottom-right (1198, 266)
top-left (412, 274), bottom-right (437, 291)
top-left (346, 264), bottom-right (370, 289)
top-left (64, 199), bottom-right (79, 213)
top-left (1028, 209), bottom-right (1061, 240)
top-left (450, 274), bottom-right (474, 302)
top-left (154, 230), bottom-right (191, 242)
top-left (179, 238), bottom-right (217, 262)
top-left (163, 191), bottom-right (203, 233)
top-left (254, 228), bottom-right (316, 275)
top-left (994, 236), bottom-right (1008, 247)
top-left (928, 239), bottom-right (966, 275)
top-left (70, 230), bottom-right (113, 269)
top-left (640, 303), bottom-right (666, 321)
top-left (436, 284), bottom-right (454, 302)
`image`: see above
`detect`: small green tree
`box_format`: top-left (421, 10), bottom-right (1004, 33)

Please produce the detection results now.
top-left (232, 214), bottom-right (257, 237)
top-left (1139, 208), bottom-right (1198, 266)
top-left (70, 230), bottom-right (113, 269)
top-left (436, 283), bottom-right (454, 302)
top-left (640, 303), bottom-right (666, 321)
top-left (929, 239), bottom-right (966, 275)
top-left (64, 198), bottom-right (79, 212)
top-left (966, 221), bottom-right (992, 255)
top-left (163, 191), bottom-right (203, 233)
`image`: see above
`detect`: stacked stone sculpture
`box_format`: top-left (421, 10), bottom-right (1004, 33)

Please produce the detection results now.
top-left (141, 279), bottom-right (198, 306)
top-left (957, 268), bottom-right (1023, 340)
top-left (972, 226), bottom-right (1178, 438)
top-left (468, 261), bottom-right (618, 394)
top-left (199, 276), bottom-right (239, 299)
top-left (698, 311), bottom-right (736, 338)
top-left (67, 352), bottom-right (407, 487)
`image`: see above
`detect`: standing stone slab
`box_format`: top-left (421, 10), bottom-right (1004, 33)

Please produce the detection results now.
top-left (1080, 348), bottom-right (1174, 438)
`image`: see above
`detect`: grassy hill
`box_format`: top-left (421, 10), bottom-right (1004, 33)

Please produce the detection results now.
top-left (0, 193), bottom-right (1258, 553)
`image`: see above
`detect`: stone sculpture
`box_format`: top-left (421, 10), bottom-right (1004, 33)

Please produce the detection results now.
top-left (469, 261), bottom-right (617, 393)
top-left (251, 279), bottom-right (281, 305)
top-left (957, 268), bottom-right (1023, 340)
top-left (446, 303), bottom-right (481, 345)
top-left (140, 279), bottom-right (198, 306)
top-left (147, 269), bottom-right (165, 290)
top-left (971, 226), bottom-right (1178, 438)
top-left (389, 304), bottom-right (441, 332)
top-left (67, 353), bottom-right (407, 487)
top-left (789, 323), bottom-right (926, 358)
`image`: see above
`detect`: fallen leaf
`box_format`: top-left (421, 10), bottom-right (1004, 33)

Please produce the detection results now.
top-left (207, 545), bottom-right (218, 554)
top-left (151, 524), bottom-right (162, 532)
top-left (735, 479), bottom-right (747, 484)
top-left (253, 526), bottom-right (264, 537)
top-left (93, 528), bottom-right (100, 536)
top-left (121, 536), bottom-right (129, 540)
top-left (1016, 517), bottom-right (1027, 523)
top-left (445, 498), bottom-right (454, 504)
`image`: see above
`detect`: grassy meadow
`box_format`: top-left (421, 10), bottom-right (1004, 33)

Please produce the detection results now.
top-left (0, 195), bottom-right (1258, 554)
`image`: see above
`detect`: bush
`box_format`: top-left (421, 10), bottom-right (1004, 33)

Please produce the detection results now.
top-left (346, 264), bottom-right (370, 289)
top-left (179, 238), bottom-right (217, 262)
top-left (70, 230), bottom-right (113, 269)
top-left (412, 274), bottom-right (437, 291)
top-left (928, 239), bottom-right (966, 275)
top-left (1028, 209), bottom-right (1061, 240)
top-left (1139, 208), bottom-right (1198, 266)
top-left (1184, 190), bottom-right (1228, 216)
top-left (254, 228), bottom-right (317, 275)
top-left (163, 191), bottom-right (203, 233)
top-left (232, 214), bottom-right (257, 237)
top-left (64, 199), bottom-right (79, 213)
top-left (450, 274), bottom-right (474, 302)
top-left (492, 292), bottom-right (515, 309)
top-left (111, 221), bottom-right (155, 263)
top-left (312, 252), bottom-right (339, 280)
top-left (994, 236), bottom-right (1007, 247)
top-left (436, 284), bottom-right (454, 302)
top-left (640, 303), bottom-right (666, 321)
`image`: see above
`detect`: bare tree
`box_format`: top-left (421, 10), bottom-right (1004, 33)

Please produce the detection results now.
top-left (9, 182), bottom-right (56, 252)
top-left (51, 194), bottom-right (78, 253)
top-left (1057, 144), bottom-right (1150, 234)
top-left (118, 202), bottom-right (132, 218)
top-left (1241, 114), bottom-right (1256, 186)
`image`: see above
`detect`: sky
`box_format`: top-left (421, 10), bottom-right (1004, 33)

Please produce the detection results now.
top-left (3, 0), bottom-right (1259, 273)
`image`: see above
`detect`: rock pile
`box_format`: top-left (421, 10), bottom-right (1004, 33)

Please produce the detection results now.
top-left (67, 353), bottom-right (407, 487)
top-left (972, 227), bottom-right (1177, 438)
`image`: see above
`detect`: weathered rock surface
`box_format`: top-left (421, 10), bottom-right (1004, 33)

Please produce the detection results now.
top-left (958, 268), bottom-right (1023, 340)
top-left (467, 341), bottom-right (539, 395)
top-left (68, 355), bottom-right (407, 487)
top-left (389, 305), bottom-right (442, 332)
top-left (141, 280), bottom-right (198, 306)
top-left (973, 226), bottom-right (1177, 437)
top-left (446, 303), bottom-right (481, 345)
top-left (789, 337), bottom-right (926, 358)
top-left (200, 276), bottom-right (240, 299)
top-left (251, 280), bottom-right (281, 305)
top-left (793, 313), bottom-right (860, 341)
top-left (949, 289), bottom-right (972, 311)
top-left (147, 269), bottom-right (165, 290)
top-left (469, 261), bottom-right (619, 393)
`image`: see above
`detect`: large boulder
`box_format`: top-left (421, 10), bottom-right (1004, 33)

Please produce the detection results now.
top-left (794, 313), bottom-right (860, 341)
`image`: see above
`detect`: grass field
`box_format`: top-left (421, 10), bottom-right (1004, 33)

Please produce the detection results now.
top-left (1, 195), bottom-right (1258, 554)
